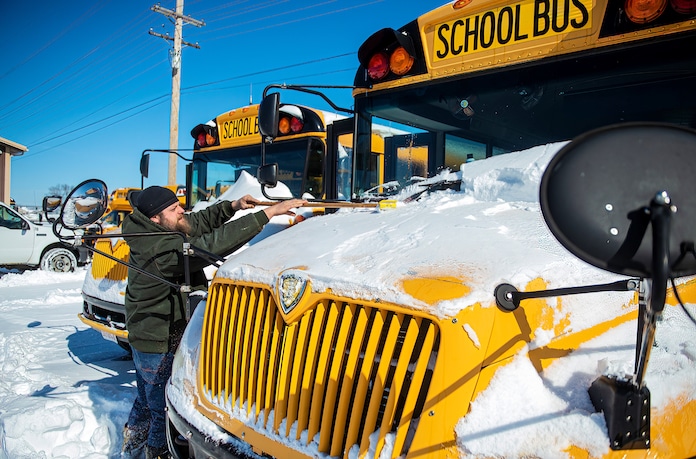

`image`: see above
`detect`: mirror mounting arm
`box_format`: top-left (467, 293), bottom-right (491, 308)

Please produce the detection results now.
top-left (76, 237), bottom-right (181, 290)
top-left (494, 278), bottom-right (640, 312)
top-left (74, 231), bottom-right (226, 294)
top-left (262, 84), bottom-right (356, 114)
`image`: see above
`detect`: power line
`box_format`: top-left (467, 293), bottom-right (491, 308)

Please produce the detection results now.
top-left (16, 96), bottom-right (170, 159)
top-left (206, 0), bottom-right (384, 40)
top-left (0, 1), bottom-right (112, 81)
top-left (14, 53), bottom-right (356, 160)
top-left (0, 8), bottom-right (158, 122)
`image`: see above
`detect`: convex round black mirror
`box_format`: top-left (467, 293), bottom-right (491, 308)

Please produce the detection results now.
top-left (59, 179), bottom-right (109, 230)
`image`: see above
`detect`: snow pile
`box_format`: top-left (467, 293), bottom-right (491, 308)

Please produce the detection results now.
top-left (0, 269), bottom-right (134, 458)
top-left (1, 141), bottom-right (695, 458)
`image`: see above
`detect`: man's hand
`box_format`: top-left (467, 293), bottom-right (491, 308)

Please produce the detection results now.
top-left (231, 195), bottom-right (262, 211)
top-left (263, 199), bottom-right (307, 219)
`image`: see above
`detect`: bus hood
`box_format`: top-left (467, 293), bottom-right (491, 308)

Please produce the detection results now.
top-left (215, 140), bottom-right (627, 317)
top-left (210, 141), bottom-right (696, 456)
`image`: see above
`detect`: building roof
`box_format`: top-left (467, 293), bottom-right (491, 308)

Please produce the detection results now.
top-left (0, 137), bottom-right (27, 156)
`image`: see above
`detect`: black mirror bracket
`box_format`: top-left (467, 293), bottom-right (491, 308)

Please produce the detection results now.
top-left (588, 192), bottom-right (674, 450)
top-left (495, 191), bottom-right (676, 451)
top-left (494, 277), bottom-right (650, 450)
top-left (494, 279), bottom-right (640, 312)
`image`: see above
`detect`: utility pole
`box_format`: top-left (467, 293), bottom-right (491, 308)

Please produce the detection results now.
top-left (150, 1), bottom-right (204, 186)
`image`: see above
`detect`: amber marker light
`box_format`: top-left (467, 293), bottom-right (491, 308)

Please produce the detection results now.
top-left (278, 116), bottom-right (292, 135)
top-left (624, 0), bottom-right (667, 23)
top-left (453, 0), bottom-right (473, 8)
top-left (390, 46), bottom-right (414, 76)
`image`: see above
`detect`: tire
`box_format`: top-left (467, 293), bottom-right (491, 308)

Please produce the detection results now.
top-left (40, 247), bottom-right (77, 272)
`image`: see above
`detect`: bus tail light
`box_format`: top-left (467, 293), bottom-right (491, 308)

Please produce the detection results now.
top-left (357, 26), bottom-right (424, 85)
top-left (368, 52), bottom-right (390, 80)
top-left (278, 116), bottom-right (304, 135)
top-left (390, 46), bottom-right (415, 76)
top-left (624, 0), bottom-right (667, 23)
top-left (197, 131), bottom-right (217, 148)
top-left (290, 116), bottom-right (304, 133)
top-left (601, 0), bottom-right (694, 37)
top-left (190, 124), bottom-right (219, 149)
top-left (670, 0), bottom-right (696, 13)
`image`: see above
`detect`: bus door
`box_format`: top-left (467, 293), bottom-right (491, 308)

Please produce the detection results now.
top-left (326, 117), bottom-right (355, 201)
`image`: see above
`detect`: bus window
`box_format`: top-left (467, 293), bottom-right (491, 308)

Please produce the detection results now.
top-left (445, 135), bottom-right (486, 167)
top-left (304, 138), bottom-right (324, 199)
top-left (336, 134), bottom-right (352, 200)
top-left (395, 135), bottom-right (428, 183)
top-left (444, 134), bottom-right (510, 167)
top-left (266, 140), bottom-right (317, 198)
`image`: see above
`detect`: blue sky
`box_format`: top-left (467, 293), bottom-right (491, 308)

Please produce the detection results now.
top-left (1, 0), bottom-right (446, 206)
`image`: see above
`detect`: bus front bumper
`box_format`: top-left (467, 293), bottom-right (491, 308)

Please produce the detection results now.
top-left (77, 312), bottom-right (128, 345)
top-left (166, 396), bottom-right (255, 459)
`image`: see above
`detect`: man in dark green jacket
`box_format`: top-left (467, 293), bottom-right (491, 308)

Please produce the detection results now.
top-left (121, 185), bottom-right (305, 459)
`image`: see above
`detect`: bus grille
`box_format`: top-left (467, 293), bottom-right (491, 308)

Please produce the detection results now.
top-left (200, 282), bottom-right (440, 458)
top-left (90, 239), bottom-right (129, 281)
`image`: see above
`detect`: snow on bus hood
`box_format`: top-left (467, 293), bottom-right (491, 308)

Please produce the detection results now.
top-left (212, 142), bottom-right (696, 457)
top-left (216, 141), bottom-right (627, 319)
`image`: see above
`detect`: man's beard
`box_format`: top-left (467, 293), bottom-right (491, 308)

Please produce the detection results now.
top-left (160, 215), bottom-right (191, 234)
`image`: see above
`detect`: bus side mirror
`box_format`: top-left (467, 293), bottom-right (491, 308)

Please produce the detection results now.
top-left (258, 163), bottom-right (278, 188)
top-left (140, 153), bottom-right (150, 178)
top-left (43, 196), bottom-right (62, 213)
top-left (259, 92), bottom-right (280, 140)
top-left (58, 179), bottom-right (109, 230)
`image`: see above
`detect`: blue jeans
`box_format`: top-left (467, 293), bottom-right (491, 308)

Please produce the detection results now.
top-left (127, 348), bottom-right (175, 451)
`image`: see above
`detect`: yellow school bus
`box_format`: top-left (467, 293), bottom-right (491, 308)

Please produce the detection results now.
top-left (165, 1), bottom-right (696, 458)
top-left (79, 103), bottom-right (386, 351)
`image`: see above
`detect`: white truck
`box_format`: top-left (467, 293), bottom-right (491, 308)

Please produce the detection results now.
top-left (0, 200), bottom-right (84, 272)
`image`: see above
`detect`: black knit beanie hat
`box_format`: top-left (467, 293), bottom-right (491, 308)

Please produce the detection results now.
top-left (135, 186), bottom-right (179, 218)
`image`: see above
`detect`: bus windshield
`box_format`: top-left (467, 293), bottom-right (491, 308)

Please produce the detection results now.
top-left (362, 46), bottom-right (693, 155)
top-left (190, 137), bottom-right (324, 207)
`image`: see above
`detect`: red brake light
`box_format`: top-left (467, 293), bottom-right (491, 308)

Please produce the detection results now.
top-left (368, 52), bottom-right (389, 80)
top-left (196, 131), bottom-right (207, 147)
top-left (624, 0), bottom-right (667, 23)
top-left (290, 117), bottom-right (304, 133)
top-left (670, 0), bottom-right (696, 13)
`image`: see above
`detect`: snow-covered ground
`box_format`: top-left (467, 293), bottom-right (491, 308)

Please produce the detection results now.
top-left (0, 268), bottom-right (133, 458)
top-left (1, 141), bottom-right (695, 458)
